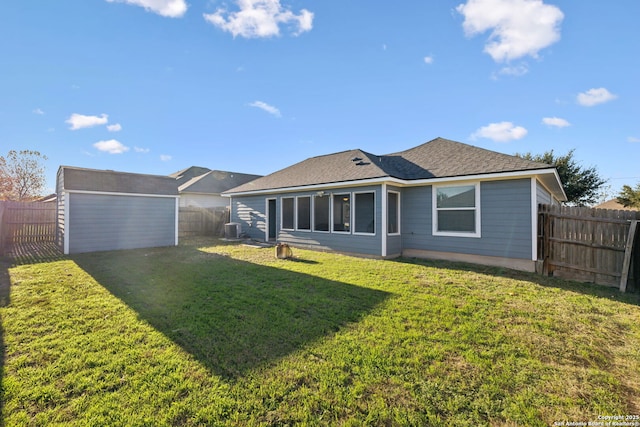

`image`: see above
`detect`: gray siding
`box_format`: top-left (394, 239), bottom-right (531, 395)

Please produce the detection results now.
top-left (536, 180), bottom-right (558, 206)
top-left (231, 179), bottom-right (534, 260)
top-left (56, 168), bottom-right (65, 251)
top-left (232, 195), bottom-right (267, 240)
top-left (402, 179), bottom-right (533, 260)
top-left (232, 186), bottom-right (384, 256)
top-left (386, 235), bottom-right (402, 257)
top-left (68, 193), bottom-right (176, 254)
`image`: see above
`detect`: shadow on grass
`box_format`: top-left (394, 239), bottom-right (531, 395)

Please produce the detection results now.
top-left (282, 257), bottom-right (319, 264)
top-left (73, 245), bottom-right (390, 379)
top-left (393, 256), bottom-right (640, 306)
top-left (0, 257), bottom-right (11, 427)
top-left (5, 241), bottom-right (64, 266)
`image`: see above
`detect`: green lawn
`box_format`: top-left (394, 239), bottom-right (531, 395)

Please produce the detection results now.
top-left (1, 238), bottom-right (639, 426)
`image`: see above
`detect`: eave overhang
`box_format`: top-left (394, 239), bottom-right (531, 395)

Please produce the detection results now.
top-left (223, 168), bottom-right (567, 202)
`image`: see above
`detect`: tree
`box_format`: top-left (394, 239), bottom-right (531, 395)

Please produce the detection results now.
top-left (0, 150), bottom-right (48, 201)
top-left (617, 183), bottom-right (640, 208)
top-left (515, 149), bottom-right (606, 206)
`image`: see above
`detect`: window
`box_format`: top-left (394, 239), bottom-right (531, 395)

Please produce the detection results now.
top-left (282, 197), bottom-right (294, 230)
top-left (354, 192), bottom-right (375, 234)
top-left (332, 193), bottom-right (351, 232)
top-left (297, 196), bottom-right (311, 230)
top-left (314, 195), bottom-right (330, 232)
top-left (387, 191), bottom-right (399, 234)
top-left (433, 184), bottom-right (480, 237)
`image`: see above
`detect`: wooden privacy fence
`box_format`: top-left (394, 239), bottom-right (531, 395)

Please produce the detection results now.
top-left (178, 207), bottom-right (229, 238)
top-left (0, 201), bottom-right (57, 255)
top-left (538, 204), bottom-right (640, 291)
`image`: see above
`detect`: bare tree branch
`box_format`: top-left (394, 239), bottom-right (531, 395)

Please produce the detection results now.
top-left (0, 150), bottom-right (48, 201)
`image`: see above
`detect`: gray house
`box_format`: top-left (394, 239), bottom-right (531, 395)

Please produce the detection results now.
top-left (170, 166), bottom-right (262, 209)
top-left (56, 166), bottom-right (179, 254)
top-left (223, 138), bottom-right (566, 272)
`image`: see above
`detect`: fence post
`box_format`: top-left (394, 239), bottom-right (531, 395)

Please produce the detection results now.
top-left (620, 220), bottom-right (638, 292)
top-left (0, 202), bottom-right (5, 255)
top-left (541, 205), bottom-right (551, 275)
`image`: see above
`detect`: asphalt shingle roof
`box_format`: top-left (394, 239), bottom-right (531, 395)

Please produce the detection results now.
top-left (169, 166), bottom-right (214, 186)
top-left (177, 170), bottom-right (263, 194)
top-left (60, 166), bottom-right (178, 195)
top-left (170, 166), bottom-right (262, 194)
top-left (387, 138), bottom-right (550, 179)
top-left (225, 137), bottom-right (554, 194)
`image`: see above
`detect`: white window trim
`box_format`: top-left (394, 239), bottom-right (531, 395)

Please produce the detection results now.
top-left (296, 195), bottom-right (312, 232)
top-left (312, 194), bottom-right (330, 233)
top-left (387, 190), bottom-right (401, 236)
top-left (281, 196), bottom-right (295, 231)
top-left (353, 190), bottom-right (376, 236)
top-left (265, 198), bottom-right (276, 242)
top-left (331, 192), bottom-right (352, 234)
top-left (432, 182), bottom-right (481, 238)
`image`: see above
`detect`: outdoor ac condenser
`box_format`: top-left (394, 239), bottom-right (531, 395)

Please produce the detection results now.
top-left (224, 222), bottom-right (241, 239)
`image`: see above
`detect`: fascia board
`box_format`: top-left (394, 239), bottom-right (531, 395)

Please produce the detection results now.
top-left (223, 168), bottom-right (565, 198)
top-left (64, 189), bottom-right (180, 199)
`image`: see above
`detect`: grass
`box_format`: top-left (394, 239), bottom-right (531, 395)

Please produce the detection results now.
top-left (1, 237), bottom-right (639, 426)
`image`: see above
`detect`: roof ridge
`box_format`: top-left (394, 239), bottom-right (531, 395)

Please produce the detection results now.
top-left (169, 165), bottom-right (207, 175)
top-left (178, 170), bottom-right (213, 191)
top-left (208, 169), bottom-right (263, 177)
top-left (307, 148), bottom-right (367, 160)
top-left (390, 137), bottom-right (553, 168)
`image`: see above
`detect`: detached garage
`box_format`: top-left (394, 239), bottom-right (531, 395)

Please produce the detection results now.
top-left (56, 166), bottom-right (179, 254)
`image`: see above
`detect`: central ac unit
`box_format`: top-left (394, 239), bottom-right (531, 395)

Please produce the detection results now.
top-left (224, 222), bottom-right (241, 239)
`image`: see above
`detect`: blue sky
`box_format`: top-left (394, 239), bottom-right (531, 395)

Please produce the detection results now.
top-left (1, 0), bottom-right (638, 200)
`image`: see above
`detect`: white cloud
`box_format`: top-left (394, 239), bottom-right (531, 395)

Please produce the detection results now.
top-left (33, 108), bottom-right (45, 115)
top-left (107, 123), bottom-right (122, 132)
top-left (576, 88), bottom-right (618, 107)
top-left (93, 139), bottom-right (130, 154)
top-left (249, 100), bottom-right (282, 117)
top-left (66, 113), bottom-right (109, 130)
top-left (105, 0), bottom-right (187, 18)
top-left (204, 0), bottom-right (314, 38)
top-left (456, 0), bottom-right (564, 62)
top-left (542, 117), bottom-right (570, 128)
top-left (471, 121), bottom-right (528, 142)
top-left (497, 63), bottom-right (529, 77)
top-left (160, 154), bottom-right (172, 161)
top-left (134, 146), bottom-right (151, 153)
top-left (628, 137), bottom-right (640, 143)
top-left (423, 56), bottom-right (434, 64)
